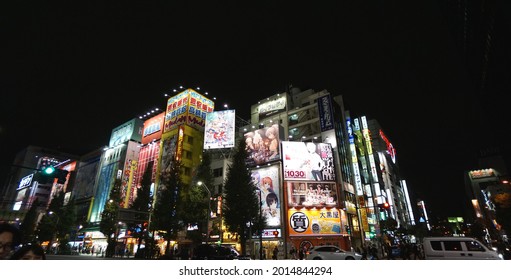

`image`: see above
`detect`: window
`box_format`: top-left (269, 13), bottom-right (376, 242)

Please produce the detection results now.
top-left (213, 168), bottom-right (223, 177)
top-left (187, 136), bottom-right (194, 144)
top-left (430, 241), bottom-right (442, 251)
top-left (184, 167), bottom-right (191, 176)
top-left (465, 241), bottom-right (486, 252)
top-left (185, 150), bottom-right (192, 159)
top-left (443, 241), bottom-right (462, 251)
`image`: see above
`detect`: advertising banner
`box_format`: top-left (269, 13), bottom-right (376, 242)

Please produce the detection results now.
top-left (109, 119), bottom-right (143, 147)
top-left (142, 113), bottom-right (164, 145)
top-left (251, 165), bottom-right (281, 227)
top-left (286, 182), bottom-right (338, 207)
top-left (204, 110), bottom-right (236, 149)
top-left (281, 141), bottom-right (336, 181)
top-left (287, 208), bottom-right (342, 236)
top-left (187, 90), bottom-right (214, 131)
top-left (244, 124), bottom-right (281, 166)
top-left (164, 91), bottom-right (189, 133)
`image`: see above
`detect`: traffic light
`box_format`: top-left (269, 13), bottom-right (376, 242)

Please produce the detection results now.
top-left (39, 166), bottom-right (69, 184)
top-left (41, 165), bottom-right (56, 175)
top-left (378, 202), bottom-right (390, 210)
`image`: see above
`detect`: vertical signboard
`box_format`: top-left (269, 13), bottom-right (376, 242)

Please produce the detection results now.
top-left (318, 94), bottom-right (334, 132)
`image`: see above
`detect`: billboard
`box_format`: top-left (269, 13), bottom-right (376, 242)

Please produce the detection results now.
top-left (251, 165), bottom-right (281, 227)
top-left (142, 113), bottom-right (164, 145)
top-left (164, 89), bottom-right (214, 133)
top-left (244, 124), bottom-right (281, 166)
top-left (109, 118), bottom-right (144, 147)
top-left (286, 182), bottom-right (338, 207)
top-left (281, 141), bottom-right (336, 181)
top-left (287, 208), bottom-right (342, 236)
top-left (204, 110), bottom-right (236, 149)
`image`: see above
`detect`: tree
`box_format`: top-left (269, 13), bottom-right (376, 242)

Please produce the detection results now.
top-left (20, 198), bottom-right (40, 244)
top-left (99, 178), bottom-right (122, 258)
top-left (182, 151), bottom-right (214, 245)
top-left (222, 137), bottom-right (259, 255)
top-left (152, 155), bottom-right (183, 256)
top-left (130, 161), bottom-right (154, 255)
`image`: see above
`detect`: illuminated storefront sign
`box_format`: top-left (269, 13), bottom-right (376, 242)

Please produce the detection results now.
top-left (17, 174), bottom-right (34, 190)
top-left (287, 209), bottom-right (342, 236)
top-left (347, 116), bottom-right (363, 195)
top-left (258, 96), bottom-right (286, 118)
top-left (204, 110), bottom-right (236, 149)
top-left (379, 129), bottom-right (396, 164)
top-left (468, 169), bottom-right (495, 179)
top-left (361, 116), bottom-right (378, 183)
top-left (164, 89), bottom-right (214, 133)
top-left (142, 113), bottom-right (164, 145)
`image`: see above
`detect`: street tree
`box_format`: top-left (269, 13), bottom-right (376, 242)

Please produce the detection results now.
top-left (183, 151), bottom-right (214, 245)
top-left (99, 178), bottom-right (122, 257)
top-left (222, 138), bottom-right (259, 255)
top-left (152, 155), bottom-right (183, 257)
top-left (20, 198), bottom-right (40, 243)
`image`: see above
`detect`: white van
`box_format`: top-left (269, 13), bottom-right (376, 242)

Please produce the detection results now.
top-left (422, 237), bottom-right (503, 260)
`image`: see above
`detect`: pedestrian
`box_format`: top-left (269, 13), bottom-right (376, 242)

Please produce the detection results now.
top-left (0, 222), bottom-right (22, 260)
top-left (298, 247), bottom-right (305, 260)
top-left (272, 246), bottom-right (279, 260)
top-left (10, 244), bottom-right (46, 260)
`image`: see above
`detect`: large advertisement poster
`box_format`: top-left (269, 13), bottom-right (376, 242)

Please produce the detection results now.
top-left (281, 141), bottom-right (336, 181)
top-left (287, 209), bottom-right (342, 236)
top-left (286, 182), bottom-right (338, 207)
top-left (251, 165), bottom-right (281, 227)
top-left (244, 124), bottom-right (281, 166)
top-left (204, 110), bottom-right (236, 149)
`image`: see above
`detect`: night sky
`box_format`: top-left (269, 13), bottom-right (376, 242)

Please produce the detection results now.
top-left (1, 1), bottom-right (510, 220)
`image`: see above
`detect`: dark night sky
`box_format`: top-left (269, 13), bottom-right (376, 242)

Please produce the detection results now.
top-left (1, 1), bottom-right (510, 219)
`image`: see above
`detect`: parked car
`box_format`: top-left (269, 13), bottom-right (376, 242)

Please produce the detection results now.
top-left (307, 245), bottom-right (363, 260)
top-left (191, 244), bottom-right (240, 260)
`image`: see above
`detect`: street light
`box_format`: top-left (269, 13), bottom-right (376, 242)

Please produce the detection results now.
top-left (48, 211), bottom-right (60, 253)
top-left (197, 181), bottom-right (212, 245)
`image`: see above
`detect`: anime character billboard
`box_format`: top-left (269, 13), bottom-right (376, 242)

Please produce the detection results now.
top-left (244, 124), bottom-right (281, 166)
top-left (281, 141), bottom-right (336, 181)
top-left (251, 165), bottom-right (281, 227)
top-left (203, 110), bottom-right (235, 149)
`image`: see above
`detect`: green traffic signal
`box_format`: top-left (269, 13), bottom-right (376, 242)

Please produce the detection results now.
top-left (42, 166), bottom-right (56, 175)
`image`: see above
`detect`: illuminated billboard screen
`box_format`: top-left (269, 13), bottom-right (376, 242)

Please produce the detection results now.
top-left (251, 165), bottom-right (281, 227)
top-left (287, 208), bottom-right (342, 236)
top-left (244, 124), bottom-right (281, 166)
top-left (281, 141), bottom-right (336, 181)
top-left (204, 110), bottom-right (236, 149)
top-left (286, 182), bottom-right (338, 207)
